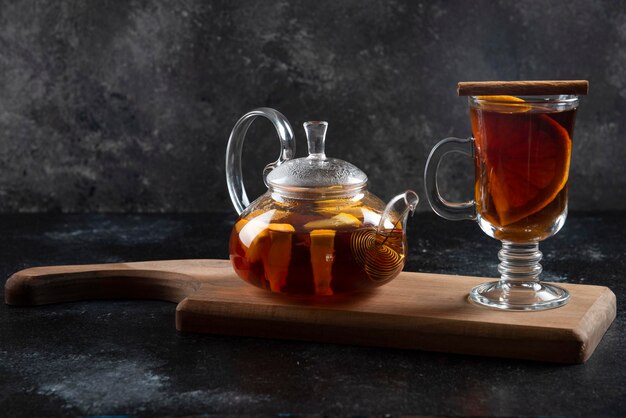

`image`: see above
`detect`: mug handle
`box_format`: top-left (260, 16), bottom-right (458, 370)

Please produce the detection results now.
top-left (225, 108), bottom-right (296, 215)
top-left (423, 137), bottom-right (477, 221)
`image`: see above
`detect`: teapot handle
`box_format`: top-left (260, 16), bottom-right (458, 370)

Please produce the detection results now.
top-left (225, 108), bottom-right (296, 215)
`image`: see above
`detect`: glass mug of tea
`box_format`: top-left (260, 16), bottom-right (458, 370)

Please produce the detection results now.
top-left (424, 81), bottom-right (587, 310)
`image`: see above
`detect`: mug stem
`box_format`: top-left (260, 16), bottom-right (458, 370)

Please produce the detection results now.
top-left (498, 242), bottom-right (543, 283)
top-left (468, 242), bottom-right (570, 311)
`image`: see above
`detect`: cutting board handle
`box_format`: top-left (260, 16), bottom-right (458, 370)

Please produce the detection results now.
top-left (5, 262), bottom-right (203, 306)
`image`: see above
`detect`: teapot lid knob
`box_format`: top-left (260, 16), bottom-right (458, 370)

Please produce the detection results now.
top-left (304, 121), bottom-right (328, 158)
top-left (265, 118), bottom-right (368, 197)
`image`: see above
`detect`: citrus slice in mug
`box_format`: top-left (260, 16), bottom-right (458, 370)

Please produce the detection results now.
top-left (473, 104), bottom-right (572, 226)
top-left (475, 95), bottom-right (532, 112)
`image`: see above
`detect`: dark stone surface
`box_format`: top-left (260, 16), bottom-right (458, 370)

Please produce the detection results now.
top-left (0, 0), bottom-right (624, 212)
top-left (0, 212), bottom-right (625, 416)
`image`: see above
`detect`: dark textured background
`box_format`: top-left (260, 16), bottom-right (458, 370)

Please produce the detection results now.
top-left (0, 0), bottom-right (624, 213)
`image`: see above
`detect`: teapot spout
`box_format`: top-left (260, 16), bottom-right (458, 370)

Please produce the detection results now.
top-left (348, 190), bottom-right (418, 284)
top-left (377, 190), bottom-right (419, 237)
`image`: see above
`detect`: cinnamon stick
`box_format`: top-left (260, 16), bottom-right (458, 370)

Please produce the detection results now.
top-left (457, 80), bottom-right (589, 96)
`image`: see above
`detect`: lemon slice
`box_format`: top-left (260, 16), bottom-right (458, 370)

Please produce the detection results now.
top-left (475, 95), bottom-right (531, 112)
top-left (316, 205), bottom-right (365, 219)
top-left (304, 213), bottom-right (362, 230)
top-left (309, 229), bottom-right (336, 296)
top-left (264, 223), bottom-right (295, 292)
top-left (234, 218), bottom-right (249, 234)
top-left (476, 95), bottom-right (525, 101)
top-left (268, 223), bottom-right (296, 233)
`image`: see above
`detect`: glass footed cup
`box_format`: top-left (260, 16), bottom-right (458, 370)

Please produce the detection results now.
top-left (424, 94), bottom-right (580, 311)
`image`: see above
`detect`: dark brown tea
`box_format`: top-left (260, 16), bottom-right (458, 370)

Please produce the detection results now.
top-left (229, 209), bottom-right (405, 296)
top-left (470, 96), bottom-right (576, 242)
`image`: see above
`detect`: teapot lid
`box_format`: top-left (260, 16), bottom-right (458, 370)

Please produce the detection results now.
top-left (266, 121), bottom-right (368, 198)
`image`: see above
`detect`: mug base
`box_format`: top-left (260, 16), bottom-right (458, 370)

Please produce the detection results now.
top-left (468, 280), bottom-right (570, 311)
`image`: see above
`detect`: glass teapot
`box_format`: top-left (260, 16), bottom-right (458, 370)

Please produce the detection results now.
top-left (226, 108), bottom-right (418, 296)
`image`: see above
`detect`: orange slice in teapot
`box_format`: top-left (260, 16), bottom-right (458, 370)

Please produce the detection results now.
top-left (304, 213), bottom-right (362, 230)
top-left (309, 229), bottom-right (336, 296)
top-left (264, 223), bottom-right (295, 292)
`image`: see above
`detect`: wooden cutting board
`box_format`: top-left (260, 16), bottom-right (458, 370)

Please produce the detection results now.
top-left (4, 259), bottom-right (616, 363)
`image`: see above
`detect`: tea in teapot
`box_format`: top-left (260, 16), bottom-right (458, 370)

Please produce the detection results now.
top-left (226, 108), bottom-right (418, 296)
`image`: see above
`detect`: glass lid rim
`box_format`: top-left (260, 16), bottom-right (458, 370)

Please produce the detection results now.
top-left (268, 182), bottom-right (367, 199)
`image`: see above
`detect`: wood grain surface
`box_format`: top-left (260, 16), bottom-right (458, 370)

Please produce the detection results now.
top-left (5, 259), bottom-right (616, 363)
